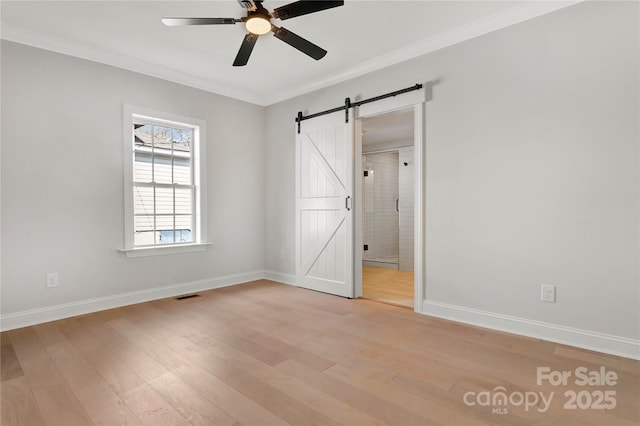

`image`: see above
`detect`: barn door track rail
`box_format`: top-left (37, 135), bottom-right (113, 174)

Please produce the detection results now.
top-left (295, 83), bottom-right (423, 134)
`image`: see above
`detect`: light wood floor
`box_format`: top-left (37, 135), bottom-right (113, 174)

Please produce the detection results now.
top-left (363, 266), bottom-right (414, 308)
top-left (2, 280), bottom-right (639, 425)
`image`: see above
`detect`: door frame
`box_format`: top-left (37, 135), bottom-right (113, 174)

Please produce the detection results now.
top-left (354, 92), bottom-right (425, 313)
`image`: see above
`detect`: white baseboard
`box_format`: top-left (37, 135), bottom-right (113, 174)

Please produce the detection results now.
top-left (422, 300), bottom-right (640, 360)
top-left (263, 270), bottom-right (297, 286)
top-left (0, 270), bottom-right (264, 332)
top-left (4, 270), bottom-right (637, 361)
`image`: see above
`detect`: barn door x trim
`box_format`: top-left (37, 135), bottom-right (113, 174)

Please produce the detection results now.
top-left (295, 111), bottom-right (354, 297)
top-left (295, 82), bottom-right (428, 313)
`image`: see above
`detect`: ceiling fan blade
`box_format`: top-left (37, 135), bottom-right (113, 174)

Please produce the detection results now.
top-left (272, 1), bottom-right (344, 20)
top-left (233, 33), bottom-right (259, 66)
top-left (272, 26), bottom-right (327, 60)
top-left (162, 18), bottom-right (238, 26)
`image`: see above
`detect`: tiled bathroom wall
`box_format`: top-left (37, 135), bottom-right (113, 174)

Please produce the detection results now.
top-left (363, 152), bottom-right (399, 266)
top-left (362, 148), bottom-right (414, 271)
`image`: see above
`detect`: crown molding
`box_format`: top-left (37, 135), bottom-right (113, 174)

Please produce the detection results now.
top-left (0, 23), bottom-right (266, 106)
top-left (262, 0), bottom-right (583, 105)
top-left (1, 1), bottom-right (582, 107)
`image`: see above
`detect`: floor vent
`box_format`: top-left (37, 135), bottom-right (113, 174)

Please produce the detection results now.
top-left (175, 294), bottom-right (201, 301)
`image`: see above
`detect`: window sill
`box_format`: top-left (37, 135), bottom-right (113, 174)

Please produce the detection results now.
top-left (120, 243), bottom-right (212, 258)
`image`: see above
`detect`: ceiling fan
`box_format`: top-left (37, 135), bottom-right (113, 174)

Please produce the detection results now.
top-left (162, 0), bottom-right (344, 66)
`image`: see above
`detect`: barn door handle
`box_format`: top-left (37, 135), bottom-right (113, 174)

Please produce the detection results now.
top-left (345, 196), bottom-right (351, 211)
top-left (396, 198), bottom-right (399, 212)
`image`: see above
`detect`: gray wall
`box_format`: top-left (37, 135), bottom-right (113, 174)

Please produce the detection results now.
top-left (1, 41), bottom-right (265, 314)
top-left (264, 1), bottom-right (639, 339)
top-left (2, 1), bottom-right (638, 342)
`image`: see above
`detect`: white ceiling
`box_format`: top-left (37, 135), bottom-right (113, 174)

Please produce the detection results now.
top-left (362, 109), bottom-right (413, 145)
top-left (1, 1), bottom-right (579, 106)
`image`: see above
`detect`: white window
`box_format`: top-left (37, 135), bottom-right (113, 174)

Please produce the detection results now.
top-left (122, 105), bottom-right (208, 257)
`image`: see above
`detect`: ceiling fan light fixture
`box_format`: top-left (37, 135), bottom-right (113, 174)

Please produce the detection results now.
top-left (246, 15), bottom-right (271, 35)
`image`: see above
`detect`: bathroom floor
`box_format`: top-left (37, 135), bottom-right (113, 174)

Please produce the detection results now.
top-left (362, 266), bottom-right (413, 308)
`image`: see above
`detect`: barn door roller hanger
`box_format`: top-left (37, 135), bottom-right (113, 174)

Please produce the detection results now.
top-left (295, 83), bottom-right (423, 134)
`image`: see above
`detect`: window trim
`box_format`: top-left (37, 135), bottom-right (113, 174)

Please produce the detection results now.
top-left (121, 104), bottom-right (208, 257)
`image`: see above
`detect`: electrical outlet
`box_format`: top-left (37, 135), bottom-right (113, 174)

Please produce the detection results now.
top-left (541, 284), bottom-right (556, 303)
top-left (46, 273), bottom-right (59, 288)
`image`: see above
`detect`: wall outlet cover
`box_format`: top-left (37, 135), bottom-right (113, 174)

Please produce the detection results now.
top-left (46, 273), bottom-right (59, 288)
top-left (541, 284), bottom-right (556, 303)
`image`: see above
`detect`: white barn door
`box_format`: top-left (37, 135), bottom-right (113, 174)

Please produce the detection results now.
top-left (295, 113), bottom-right (354, 298)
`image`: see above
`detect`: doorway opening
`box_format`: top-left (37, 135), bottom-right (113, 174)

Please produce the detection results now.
top-left (360, 108), bottom-right (415, 308)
